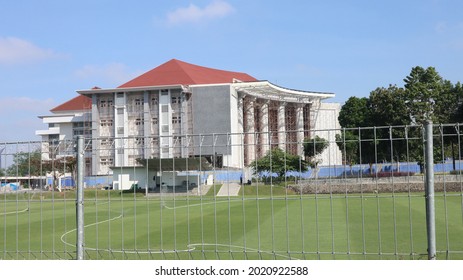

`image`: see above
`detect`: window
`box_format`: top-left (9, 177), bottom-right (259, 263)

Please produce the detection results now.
top-left (152, 117), bottom-right (158, 125)
top-left (48, 134), bottom-right (59, 143)
top-left (100, 157), bottom-right (114, 166)
top-left (100, 138), bottom-right (111, 147)
top-left (135, 98), bottom-right (143, 106)
top-left (100, 119), bottom-right (113, 127)
top-left (99, 99), bottom-right (113, 108)
top-left (161, 89), bottom-right (169, 96)
top-left (135, 137), bottom-right (145, 146)
top-left (173, 136), bottom-right (181, 145)
top-left (135, 118), bottom-right (143, 126)
top-left (172, 116), bottom-right (181, 124)
top-left (73, 129), bottom-right (83, 136)
top-left (73, 122), bottom-right (88, 136)
top-left (151, 97), bottom-right (158, 105)
top-left (161, 105), bottom-right (169, 113)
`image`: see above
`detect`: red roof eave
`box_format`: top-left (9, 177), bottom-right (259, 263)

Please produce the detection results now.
top-left (50, 95), bottom-right (92, 113)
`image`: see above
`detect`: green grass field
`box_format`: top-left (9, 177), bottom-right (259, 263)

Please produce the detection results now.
top-left (1, 186), bottom-right (462, 260)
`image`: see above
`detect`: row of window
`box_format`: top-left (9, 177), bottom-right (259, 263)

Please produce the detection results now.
top-left (100, 157), bottom-right (113, 166)
top-left (100, 119), bottom-right (113, 127)
top-left (99, 96), bottom-right (182, 108)
top-left (97, 136), bottom-right (184, 146)
top-left (101, 117), bottom-right (181, 127)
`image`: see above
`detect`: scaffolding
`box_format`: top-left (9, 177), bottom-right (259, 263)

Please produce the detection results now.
top-left (285, 104), bottom-right (297, 155)
top-left (269, 101), bottom-right (279, 150)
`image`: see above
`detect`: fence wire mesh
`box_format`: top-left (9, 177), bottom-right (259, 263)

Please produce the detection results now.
top-left (1, 124), bottom-right (463, 260)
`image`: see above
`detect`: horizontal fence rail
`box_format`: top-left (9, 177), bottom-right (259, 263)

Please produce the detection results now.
top-left (1, 124), bottom-right (462, 260)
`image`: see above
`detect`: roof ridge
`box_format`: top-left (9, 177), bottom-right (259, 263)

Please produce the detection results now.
top-left (171, 59), bottom-right (197, 84)
top-left (117, 59), bottom-right (257, 88)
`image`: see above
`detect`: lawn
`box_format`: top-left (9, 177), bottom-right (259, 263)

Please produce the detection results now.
top-left (0, 187), bottom-right (462, 260)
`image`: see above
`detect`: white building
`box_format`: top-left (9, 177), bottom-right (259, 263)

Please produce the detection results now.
top-left (37, 59), bottom-right (341, 185)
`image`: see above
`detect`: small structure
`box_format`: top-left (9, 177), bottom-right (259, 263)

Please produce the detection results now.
top-left (0, 176), bottom-right (46, 190)
top-left (111, 157), bottom-right (213, 193)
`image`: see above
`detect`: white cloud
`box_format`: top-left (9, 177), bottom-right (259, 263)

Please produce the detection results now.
top-left (165, 0), bottom-right (235, 25)
top-left (74, 63), bottom-right (142, 86)
top-left (0, 37), bottom-right (58, 65)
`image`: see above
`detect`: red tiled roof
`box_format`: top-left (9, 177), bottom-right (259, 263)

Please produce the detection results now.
top-left (53, 60), bottom-right (257, 112)
top-left (118, 59), bottom-right (258, 88)
top-left (51, 95), bottom-right (92, 113)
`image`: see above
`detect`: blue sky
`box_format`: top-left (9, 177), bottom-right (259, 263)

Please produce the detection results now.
top-left (1, 0), bottom-right (463, 141)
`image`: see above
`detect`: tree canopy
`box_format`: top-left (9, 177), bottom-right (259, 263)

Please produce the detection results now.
top-left (250, 148), bottom-right (308, 178)
top-left (338, 96), bottom-right (371, 128)
top-left (339, 66), bottom-right (463, 129)
top-left (337, 66), bottom-right (463, 167)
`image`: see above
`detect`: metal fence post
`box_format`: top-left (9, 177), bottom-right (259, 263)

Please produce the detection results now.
top-left (76, 136), bottom-right (85, 260)
top-left (424, 121), bottom-right (436, 260)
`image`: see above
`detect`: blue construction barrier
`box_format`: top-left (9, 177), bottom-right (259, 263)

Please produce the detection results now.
top-left (60, 176), bottom-right (75, 187)
top-left (0, 183), bottom-right (19, 191)
top-left (84, 175), bottom-right (112, 187)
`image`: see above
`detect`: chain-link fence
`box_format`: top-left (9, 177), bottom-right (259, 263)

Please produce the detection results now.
top-left (1, 124), bottom-right (462, 260)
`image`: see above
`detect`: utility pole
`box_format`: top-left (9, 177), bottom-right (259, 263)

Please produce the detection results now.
top-left (424, 121), bottom-right (436, 260)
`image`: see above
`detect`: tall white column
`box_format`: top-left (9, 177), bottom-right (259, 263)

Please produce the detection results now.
top-left (260, 100), bottom-right (269, 156)
top-left (236, 93), bottom-right (245, 169)
top-left (91, 94), bottom-right (100, 175)
top-left (278, 102), bottom-right (286, 151)
top-left (244, 97), bottom-right (256, 165)
top-left (296, 103), bottom-right (305, 156)
top-left (143, 91), bottom-right (151, 159)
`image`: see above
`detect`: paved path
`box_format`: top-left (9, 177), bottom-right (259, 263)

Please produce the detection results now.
top-left (216, 183), bottom-right (241, 196)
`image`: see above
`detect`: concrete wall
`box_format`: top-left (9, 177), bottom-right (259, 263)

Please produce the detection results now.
top-left (191, 85), bottom-right (233, 157)
top-left (59, 123), bottom-right (73, 140)
top-left (314, 102), bottom-right (342, 166)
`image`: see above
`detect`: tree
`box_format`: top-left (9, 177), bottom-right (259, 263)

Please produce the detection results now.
top-left (368, 85), bottom-right (411, 163)
top-left (303, 135), bottom-right (329, 167)
top-left (368, 85), bottom-right (409, 126)
top-left (450, 82), bottom-right (463, 122)
top-left (6, 150), bottom-right (43, 176)
top-left (43, 156), bottom-right (77, 191)
top-left (336, 131), bottom-right (358, 166)
top-left (5, 149), bottom-right (77, 190)
top-left (338, 96), bottom-right (371, 128)
top-left (403, 66), bottom-right (445, 124)
top-left (250, 148), bottom-right (308, 178)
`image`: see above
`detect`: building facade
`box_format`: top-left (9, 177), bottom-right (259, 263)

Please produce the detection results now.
top-left (37, 59), bottom-right (341, 177)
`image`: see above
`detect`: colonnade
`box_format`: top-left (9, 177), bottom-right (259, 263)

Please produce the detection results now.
top-left (240, 95), bottom-right (310, 165)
